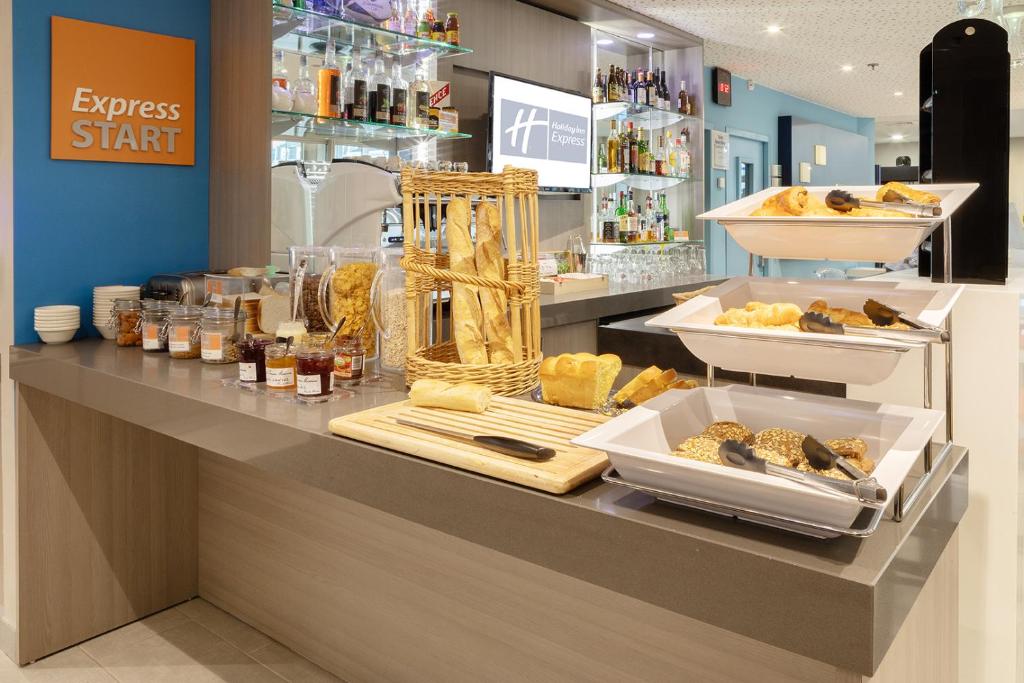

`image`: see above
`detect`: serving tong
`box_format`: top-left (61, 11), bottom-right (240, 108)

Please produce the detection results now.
top-left (718, 440), bottom-right (887, 507)
top-left (798, 298), bottom-right (949, 343)
top-left (825, 189), bottom-right (942, 218)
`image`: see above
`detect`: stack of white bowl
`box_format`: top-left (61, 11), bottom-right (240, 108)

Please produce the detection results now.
top-left (93, 285), bottom-right (140, 340)
top-left (34, 305), bottom-right (80, 344)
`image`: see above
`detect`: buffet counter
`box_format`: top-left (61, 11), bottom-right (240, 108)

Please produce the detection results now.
top-left (9, 339), bottom-right (966, 681)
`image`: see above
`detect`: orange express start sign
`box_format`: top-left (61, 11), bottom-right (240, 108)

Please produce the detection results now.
top-left (50, 16), bottom-right (195, 166)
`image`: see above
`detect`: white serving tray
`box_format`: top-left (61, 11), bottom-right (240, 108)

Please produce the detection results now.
top-left (572, 386), bottom-right (944, 534)
top-left (646, 276), bottom-right (963, 385)
top-left (698, 183), bottom-right (978, 262)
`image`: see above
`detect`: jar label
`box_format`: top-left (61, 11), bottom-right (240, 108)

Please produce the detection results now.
top-left (201, 332), bottom-right (224, 361)
top-left (169, 339), bottom-right (190, 353)
top-left (239, 363), bottom-right (257, 383)
top-left (267, 366), bottom-right (295, 388)
top-left (142, 324), bottom-right (162, 350)
top-left (297, 373), bottom-right (324, 396)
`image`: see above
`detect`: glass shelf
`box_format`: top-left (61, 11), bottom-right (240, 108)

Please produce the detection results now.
top-left (591, 172), bottom-right (695, 191)
top-left (593, 101), bottom-right (700, 130)
top-left (272, 110), bottom-right (471, 142)
top-left (590, 239), bottom-right (703, 248)
top-left (271, 2), bottom-right (472, 59)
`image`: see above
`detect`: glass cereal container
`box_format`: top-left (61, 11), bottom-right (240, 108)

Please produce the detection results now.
top-left (320, 246), bottom-right (381, 360)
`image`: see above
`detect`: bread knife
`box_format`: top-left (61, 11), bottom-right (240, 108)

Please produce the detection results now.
top-left (395, 418), bottom-right (556, 461)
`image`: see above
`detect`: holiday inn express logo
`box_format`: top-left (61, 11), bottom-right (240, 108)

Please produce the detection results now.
top-left (499, 98), bottom-right (587, 164)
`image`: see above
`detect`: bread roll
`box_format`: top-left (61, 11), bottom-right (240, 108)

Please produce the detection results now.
top-left (539, 353), bottom-right (622, 409)
top-left (446, 198), bottom-right (488, 364)
top-left (474, 202), bottom-right (515, 364)
top-left (408, 379), bottom-right (492, 413)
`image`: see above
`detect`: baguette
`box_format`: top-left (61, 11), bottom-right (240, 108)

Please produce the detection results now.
top-left (613, 365), bottom-right (662, 405)
top-left (408, 379), bottom-right (492, 413)
top-left (474, 202), bottom-right (515, 364)
top-left (446, 198), bottom-right (488, 364)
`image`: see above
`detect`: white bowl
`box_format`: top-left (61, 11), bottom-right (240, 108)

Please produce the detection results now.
top-left (35, 323), bottom-right (80, 332)
top-left (95, 324), bottom-right (116, 340)
top-left (35, 319), bottom-right (81, 327)
top-left (36, 328), bottom-right (78, 344)
top-left (36, 314), bottom-right (80, 322)
top-left (94, 285), bottom-right (139, 292)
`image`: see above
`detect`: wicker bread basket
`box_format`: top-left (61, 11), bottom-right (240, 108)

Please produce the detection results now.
top-left (400, 166), bottom-right (541, 396)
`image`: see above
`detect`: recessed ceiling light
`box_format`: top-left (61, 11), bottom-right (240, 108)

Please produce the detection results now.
top-left (637, 32), bottom-right (655, 39)
top-left (890, 133), bottom-right (904, 141)
top-left (766, 25), bottom-right (782, 34)
top-left (841, 65), bottom-right (854, 72)
top-left (894, 90), bottom-right (904, 97)
top-left (596, 38), bottom-right (614, 46)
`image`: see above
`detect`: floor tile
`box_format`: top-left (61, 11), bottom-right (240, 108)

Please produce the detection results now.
top-left (101, 640), bottom-right (285, 683)
top-left (79, 607), bottom-right (192, 664)
top-left (17, 647), bottom-right (115, 683)
top-left (249, 642), bottom-right (343, 683)
top-left (175, 599), bottom-right (273, 654)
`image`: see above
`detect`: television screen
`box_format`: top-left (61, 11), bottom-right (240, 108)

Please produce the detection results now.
top-left (488, 73), bottom-right (592, 193)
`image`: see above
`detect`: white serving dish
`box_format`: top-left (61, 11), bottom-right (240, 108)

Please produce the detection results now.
top-left (698, 183), bottom-right (978, 262)
top-left (572, 386), bottom-right (944, 532)
top-left (36, 328), bottom-right (78, 344)
top-left (646, 276), bottom-right (963, 385)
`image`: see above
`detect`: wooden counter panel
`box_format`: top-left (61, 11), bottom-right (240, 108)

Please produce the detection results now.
top-left (16, 387), bottom-right (197, 664)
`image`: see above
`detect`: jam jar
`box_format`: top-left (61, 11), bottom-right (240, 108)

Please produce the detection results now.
top-left (295, 347), bottom-right (335, 400)
top-left (141, 301), bottom-right (178, 353)
top-left (167, 306), bottom-right (203, 359)
top-left (108, 299), bottom-right (143, 347)
top-left (199, 307), bottom-right (246, 364)
top-left (333, 334), bottom-right (365, 385)
top-left (265, 343), bottom-right (297, 391)
top-left (235, 337), bottom-right (272, 383)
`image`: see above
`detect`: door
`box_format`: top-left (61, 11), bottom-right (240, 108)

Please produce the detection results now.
top-left (723, 135), bottom-right (766, 275)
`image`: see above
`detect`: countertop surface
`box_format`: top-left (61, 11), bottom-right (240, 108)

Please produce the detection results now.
top-left (10, 339), bottom-right (967, 675)
top-left (539, 274), bottom-right (719, 327)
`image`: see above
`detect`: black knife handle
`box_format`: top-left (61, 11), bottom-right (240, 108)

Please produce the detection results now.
top-left (472, 435), bottom-right (556, 460)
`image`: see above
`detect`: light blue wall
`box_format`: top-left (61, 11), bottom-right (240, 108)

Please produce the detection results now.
top-left (702, 68), bottom-right (875, 277)
top-left (12, 0), bottom-right (211, 344)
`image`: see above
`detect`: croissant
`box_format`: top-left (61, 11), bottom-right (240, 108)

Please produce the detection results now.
top-left (715, 302), bottom-right (802, 328)
top-left (808, 299), bottom-right (909, 329)
top-left (876, 181), bottom-right (940, 205)
top-left (751, 187), bottom-right (810, 216)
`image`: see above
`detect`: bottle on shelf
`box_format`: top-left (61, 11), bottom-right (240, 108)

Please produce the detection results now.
top-left (660, 70), bottom-right (669, 110)
top-left (416, 12), bottom-right (431, 38)
top-left (292, 54), bottom-right (317, 115)
top-left (371, 55), bottom-right (391, 124)
top-left (644, 194), bottom-right (656, 241)
top-left (607, 120), bottom-right (620, 173)
top-left (601, 195), bottom-right (618, 243)
top-left (592, 68), bottom-right (604, 104)
top-left (625, 122), bottom-right (636, 174)
top-left (403, 2), bottom-right (419, 35)
top-left (390, 60), bottom-right (409, 127)
top-left (411, 63), bottom-right (430, 129)
top-left (430, 15), bottom-right (445, 42)
top-left (316, 39), bottom-right (341, 118)
top-left (655, 134), bottom-right (665, 176)
top-left (597, 136), bottom-right (608, 173)
top-left (678, 136), bottom-right (691, 178)
top-left (627, 194), bottom-right (638, 243)
top-left (678, 80), bottom-right (691, 115)
top-left (272, 49), bottom-right (293, 111)
top-left (646, 70), bottom-right (655, 107)
top-left (341, 54), bottom-right (353, 119)
top-left (637, 126), bottom-right (649, 174)
top-left (386, 1), bottom-right (403, 32)
top-left (660, 193), bottom-right (673, 241)
top-left (445, 12), bottom-right (460, 45)
top-left (616, 191), bottom-right (629, 243)
top-left (350, 50), bottom-right (370, 121)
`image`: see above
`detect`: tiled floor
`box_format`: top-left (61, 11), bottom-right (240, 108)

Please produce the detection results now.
top-left (0, 599), bottom-right (342, 682)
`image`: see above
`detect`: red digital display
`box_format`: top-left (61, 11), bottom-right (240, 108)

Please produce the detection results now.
top-left (713, 66), bottom-right (732, 106)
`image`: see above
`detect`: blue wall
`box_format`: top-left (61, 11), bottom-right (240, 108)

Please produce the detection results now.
top-left (12, 0), bottom-right (210, 344)
top-left (702, 69), bottom-right (875, 277)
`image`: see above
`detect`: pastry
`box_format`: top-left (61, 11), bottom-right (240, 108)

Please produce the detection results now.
top-left (613, 365), bottom-right (663, 405)
top-left (539, 353), bottom-right (622, 410)
top-left (751, 186), bottom-right (809, 216)
top-left (876, 181), bottom-right (940, 205)
top-left (446, 198), bottom-right (488, 365)
top-left (408, 379), bottom-right (492, 413)
top-left (714, 302), bottom-right (802, 328)
top-left (702, 421), bottom-right (754, 444)
top-left (808, 299), bottom-right (910, 330)
top-left (751, 427), bottom-right (806, 466)
top-left (474, 202), bottom-right (516, 364)
top-left (673, 436), bottom-right (722, 465)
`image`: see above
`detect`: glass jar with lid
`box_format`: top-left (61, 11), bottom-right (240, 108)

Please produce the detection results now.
top-left (295, 346), bottom-right (335, 400)
top-left (199, 307), bottom-right (246, 364)
top-left (140, 301), bottom-right (179, 353)
top-left (167, 306), bottom-right (204, 359)
top-left (107, 299), bottom-right (143, 347)
top-left (371, 246), bottom-right (407, 373)
top-left (320, 246), bottom-right (381, 360)
top-left (333, 334), bottom-right (365, 385)
top-left (235, 337), bottom-right (273, 383)
top-left (265, 342), bottom-right (297, 391)
top-left (288, 246), bottom-right (334, 333)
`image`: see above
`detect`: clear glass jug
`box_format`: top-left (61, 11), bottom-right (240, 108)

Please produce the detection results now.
top-left (319, 246), bottom-right (381, 359)
top-left (288, 246), bottom-right (334, 333)
top-left (371, 246), bottom-right (407, 373)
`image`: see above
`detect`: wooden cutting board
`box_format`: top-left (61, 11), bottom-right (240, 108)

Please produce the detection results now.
top-left (328, 396), bottom-right (609, 494)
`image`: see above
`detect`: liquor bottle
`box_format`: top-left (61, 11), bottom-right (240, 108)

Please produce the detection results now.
top-left (390, 60), bottom-right (409, 126)
top-left (272, 49), bottom-right (293, 111)
top-left (292, 54), bottom-right (318, 115)
top-left (403, 2), bottom-right (418, 35)
top-left (597, 137), bottom-right (608, 173)
top-left (627, 122), bottom-right (638, 174)
top-left (636, 126), bottom-right (648, 174)
top-left (660, 70), bottom-right (669, 110)
top-left (646, 70), bottom-right (655, 107)
top-left (593, 68), bottom-right (604, 104)
top-left (655, 135), bottom-right (665, 176)
top-left (644, 194), bottom-right (656, 241)
top-left (272, 49), bottom-right (289, 91)
top-left (660, 193), bottom-right (671, 240)
top-left (371, 55), bottom-right (391, 123)
top-left (350, 51), bottom-right (369, 121)
top-left (341, 55), bottom-right (353, 119)
top-left (386, 1), bottom-right (403, 32)
top-left (316, 40), bottom-right (341, 118)
top-left (627, 195), bottom-right (638, 243)
top-left (616, 191), bottom-right (629, 243)
top-left (601, 195), bottom-right (618, 243)
top-left (678, 137), bottom-right (691, 178)
top-left (678, 80), bottom-right (690, 115)
top-left (411, 63), bottom-right (430, 129)
top-left (607, 120), bottom-right (620, 173)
